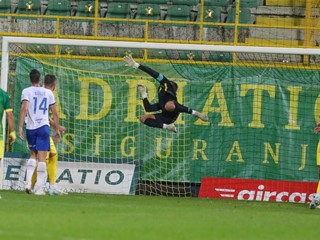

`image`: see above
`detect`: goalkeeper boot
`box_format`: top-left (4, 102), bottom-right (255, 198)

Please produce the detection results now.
top-left (165, 123), bottom-right (177, 133)
top-left (137, 84), bottom-right (148, 99)
top-left (309, 194), bottom-right (320, 209)
top-left (193, 111), bottom-right (209, 122)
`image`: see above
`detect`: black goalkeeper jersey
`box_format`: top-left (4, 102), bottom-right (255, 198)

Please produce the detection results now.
top-left (157, 77), bottom-right (177, 108)
top-left (138, 64), bottom-right (177, 108)
top-left (138, 64), bottom-right (180, 122)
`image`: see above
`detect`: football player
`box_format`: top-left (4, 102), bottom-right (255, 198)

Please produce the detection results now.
top-left (124, 55), bottom-right (208, 133)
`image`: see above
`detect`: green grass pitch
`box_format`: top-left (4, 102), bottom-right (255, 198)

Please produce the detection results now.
top-left (0, 190), bottom-right (319, 240)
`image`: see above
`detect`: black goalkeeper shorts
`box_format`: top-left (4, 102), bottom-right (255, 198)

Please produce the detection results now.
top-left (154, 111), bottom-right (180, 124)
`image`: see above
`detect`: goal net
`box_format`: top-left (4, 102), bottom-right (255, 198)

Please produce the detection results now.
top-left (1, 37), bottom-right (319, 201)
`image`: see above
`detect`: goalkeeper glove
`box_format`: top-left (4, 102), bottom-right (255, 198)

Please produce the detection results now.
top-left (137, 84), bottom-right (148, 99)
top-left (9, 131), bottom-right (16, 144)
top-left (124, 55), bottom-right (140, 69)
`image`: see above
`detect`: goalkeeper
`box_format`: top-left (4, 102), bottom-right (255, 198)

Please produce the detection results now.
top-left (124, 55), bottom-right (208, 133)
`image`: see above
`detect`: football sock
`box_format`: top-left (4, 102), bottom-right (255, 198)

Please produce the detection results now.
top-left (163, 123), bottom-right (175, 129)
top-left (47, 154), bottom-right (58, 185)
top-left (26, 158), bottom-right (37, 184)
top-left (317, 168), bottom-right (320, 194)
top-left (31, 166), bottom-right (37, 187)
top-left (144, 118), bottom-right (163, 128)
top-left (35, 162), bottom-right (46, 188)
top-left (174, 102), bottom-right (192, 114)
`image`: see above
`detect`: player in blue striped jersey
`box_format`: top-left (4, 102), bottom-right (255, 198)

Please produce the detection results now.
top-left (19, 69), bottom-right (60, 195)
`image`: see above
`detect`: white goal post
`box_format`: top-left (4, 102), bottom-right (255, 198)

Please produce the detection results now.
top-left (3, 36), bottom-right (320, 86)
top-left (3, 36), bottom-right (320, 87)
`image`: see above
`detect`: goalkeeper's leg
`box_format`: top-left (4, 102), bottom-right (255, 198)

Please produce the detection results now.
top-left (141, 114), bottom-right (177, 133)
top-left (165, 101), bottom-right (209, 122)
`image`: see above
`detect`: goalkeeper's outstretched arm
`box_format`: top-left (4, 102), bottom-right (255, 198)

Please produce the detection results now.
top-left (124, 55), bottom-right (168, 83)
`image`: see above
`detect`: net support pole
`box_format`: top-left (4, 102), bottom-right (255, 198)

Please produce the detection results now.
top-left (0, 37), bottom-right (9, 190)
top-left (303, 0), bottom-right (313, 64)
top-left (1, 38), bottom-right (9, 91)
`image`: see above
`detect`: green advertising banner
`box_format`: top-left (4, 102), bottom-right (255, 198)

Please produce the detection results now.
top-left (12, 57), bottom-right (320, 183)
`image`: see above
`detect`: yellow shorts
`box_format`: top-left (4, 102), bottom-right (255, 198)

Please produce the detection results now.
top-left (0, 140), bottom-right (4, 159)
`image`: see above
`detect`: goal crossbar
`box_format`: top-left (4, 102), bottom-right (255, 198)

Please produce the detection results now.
top-left (3, 36), bottom-right (320, 91)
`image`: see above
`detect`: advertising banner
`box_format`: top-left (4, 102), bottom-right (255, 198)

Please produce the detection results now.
top-left (2, 157), bottom-right (138, 195)
top-left (199, 177), bottom-right (318, 203)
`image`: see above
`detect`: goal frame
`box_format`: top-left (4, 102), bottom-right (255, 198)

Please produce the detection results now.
top-left (2, 36), bottom-right (320, 190)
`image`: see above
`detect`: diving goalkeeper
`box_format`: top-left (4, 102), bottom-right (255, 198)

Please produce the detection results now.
top-left (124, 55), bottom-right (208, 133)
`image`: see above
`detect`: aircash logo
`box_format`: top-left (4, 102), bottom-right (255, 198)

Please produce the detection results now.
top-left (198, 177), bottom-right (318, 204)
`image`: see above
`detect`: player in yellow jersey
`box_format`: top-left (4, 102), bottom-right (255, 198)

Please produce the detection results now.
top-left (311, 120), bottom-right (320, 209)
top-left (0, 88), bottom-right (16, 160)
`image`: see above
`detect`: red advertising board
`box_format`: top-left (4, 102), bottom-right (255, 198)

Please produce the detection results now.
top-left (199, 177), bottom-right (318, 203)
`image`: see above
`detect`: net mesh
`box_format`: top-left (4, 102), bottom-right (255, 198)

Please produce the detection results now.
top-left (2, 40), bottom-right (320, 197)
